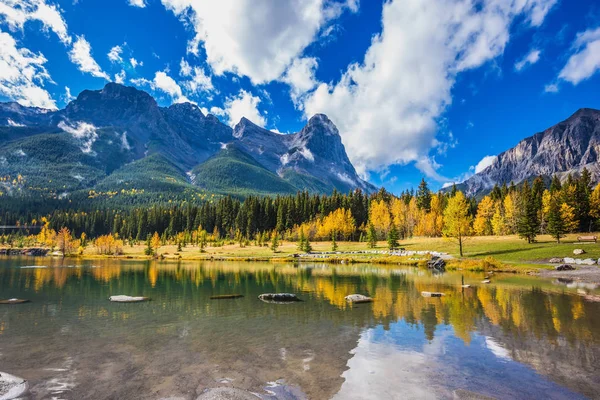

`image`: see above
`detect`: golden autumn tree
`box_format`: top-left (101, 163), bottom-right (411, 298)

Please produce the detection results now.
top-left (369, 199), bottom-right (392, 239)
top-left (318, 208), bottom-right (356, 240)
top-left (590, 184), bottom-right (600, 223)
top-left (491, 202), bottom-right (508, 236)
top-left (473, 196), bottom-right (494, 236)
top-left (56, 227), bottom-right (76, 257)
top-left (443, 191), bottom-right (472, 257)
top-left (560, 203), bottom-right (578, 233)
top-left (151, 232), bottom-right (161, 254)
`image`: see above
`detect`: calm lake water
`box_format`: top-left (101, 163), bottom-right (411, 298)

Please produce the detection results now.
top-left (0, 258), bottom-right (599, 400)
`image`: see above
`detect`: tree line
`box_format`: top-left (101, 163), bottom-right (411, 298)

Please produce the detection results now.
top-left (2, 169), bottom-right (600, 256)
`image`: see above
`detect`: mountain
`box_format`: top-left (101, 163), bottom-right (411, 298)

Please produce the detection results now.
top-left (0, 83), bottom-right (374, 202)
top-left (456, 108), bottom-right (600, 197)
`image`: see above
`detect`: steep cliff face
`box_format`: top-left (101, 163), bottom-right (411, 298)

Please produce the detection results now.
top-left (459, 108), bottom-right (600, 196)
top-left (0, 83), bottom-right (374, 197)
top-left (233, 114), bottom-right (376, 194)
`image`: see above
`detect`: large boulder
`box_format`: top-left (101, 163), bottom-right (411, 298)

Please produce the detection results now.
top-left (555, 264), bottom-right (575, 271)
top-left (573, 249), bottom-right (586, 255)
top-left (345, 294), bottom-right (374, 303)
top-left (421, 292), bottom-right (445, 297)
top-left (258, 293), bottom-right (301, 303)
top-left (0, 299), bottom-right (30, 305)
top-left (427, 256), bottom-right (446, 272)
top-left (109, 295), bottom-right (150, 303)
top-left (0, 371), bottom-right (29, 399)
top-left (563, 257), bottom-right (576, 264)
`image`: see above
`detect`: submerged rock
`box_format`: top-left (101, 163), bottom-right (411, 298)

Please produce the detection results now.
top-left (109, 295), bottom-right (150, 303)
top-left (421, 291), bottom-right (445, 297)
top-left (196, 387), bottom-right (260, 400)
top-left (453, 389), bottom-right (497, 400)
top-left (258, 293), bottom-right (301, 303)
top-left (0, 371), bottom-right (29, 399)
top-left (461, 284), bottom-right (471, 288)
top-left (481, 280), bottom-right (491, 284)
top-left (427, 257), bottom-right (446, 272)
top-left (210, 294), bottom-right (244, 300)
top-left (573, 249), bottom-right (586, 255)
top-left (0, 298), bottom-right (30, 305)
top-left (345, 294), bottom-right (374, 303)
top-left (555, 264), bottom-right (575, 271)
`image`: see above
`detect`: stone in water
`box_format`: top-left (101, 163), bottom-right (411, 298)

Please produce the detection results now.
top-left (109, 295), bottom-right (150, 303)
top-left (421, 291), bottom-right (445, 297)
top-left (345, 294), bottom-right (374, 303)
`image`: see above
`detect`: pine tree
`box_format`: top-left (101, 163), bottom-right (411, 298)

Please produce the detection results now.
top-left (270, 231), bottom-right (279, 253)
top-left (546, 197), bottom-right (565, 243)
top-left (367, 223), bottom-right (377, 249)
top-left (144, 234), bottom-right (153, 256)
top-left (416, 178), bottom-right (432, 212)
top-left (517, 181), bottom-right (540, 244)
top-left (199, 230), bottom-right (207, 252)
top-left (331, 231), bottom-right (338, 252)
top-left (387, 224), bottom-right (400, 250)
top-left (297, 228), bottom-right (307, 252)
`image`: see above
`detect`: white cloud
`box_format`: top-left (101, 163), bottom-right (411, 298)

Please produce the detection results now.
top-left (64, 85), bottom-right (75, 102)
top-left (280, 57), bottom-right (318, 105)
top-left (556, 27), bottom-right (600, 86)
top-left (0, 0), bottom-right (71, 45)
top-left (514, 49), bottom-right (540, 71)
top-left (107, 45), bottom-right (123, 63)
top-left (544, 82), bottom-right (558, 93)
top-left (217, 90), bottom-right (266, 127)
top-left (128, 0), bottom-right (146, 7)
top-left (131, 70), bottom-right (189, 103)
top-left (58, 120), bottom-right (98, 154)
top-left (180, 58), bottom-right (192, 76)
top-left (301, 0), bottom-right (557, 180)
top-left (474, 155), bottom-right (497, 173)
top-left (160, 0), bottom-right (357, 84)
top-left (0, 30), bottom-right (56, 109)
top-left (130, 57), bottom-right (141, 68)
top-left (69, 36), bottom-right (109, 79)
top-left (114, 69), bottom-right (126, 84)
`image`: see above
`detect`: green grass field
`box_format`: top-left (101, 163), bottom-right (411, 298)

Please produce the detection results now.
top-left (78, 233), bottom-right (600, 269)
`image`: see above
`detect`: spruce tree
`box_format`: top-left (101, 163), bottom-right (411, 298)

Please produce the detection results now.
top-left (387, 224), bottom-right (400, 251)
top-left (331, 230), bottom-right (338, 252)
top-left (297, 228), bottom-right (306, 252)
top-left (517, 181), bottom-right (540, 243)
top-left (546, 198), bottom-right (565, 243)
top-left (416, 178), bottom-right (432, 211)
top-left (367, 223), bottom-right (377, 249)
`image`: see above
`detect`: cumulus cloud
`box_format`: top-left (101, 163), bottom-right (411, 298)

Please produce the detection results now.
top-left (556, 27), bottom-right (600, 86)
top-left (114, 69), bottom-right (126, 84)
top-left (301, 0), bottom-right (557, 180)
top-left (514, 49), bottom-right (541, 71)
top-left (212, 90), bottom-right (266, 128)
top-left (280, 57), bottom-right (318, 105)
top-left (128, 0), bottom-right (146, 7)
top-left (131, 70), bottom-right (189, 103)
top-left (69, 36), bottom-right (109, 79)
top-left (107, 45), bottom-right (123, 63)
top-left (179, 58), bottom-right (213, 93)
top-left (130, 57), bottom-right (142, 68)
top-left (58, 120), bottom-right (98, 154)
top-left (160, 0), bottom-right (357, 84)
top-left (0, 0), bottom-right (71, 45)
top-left (64, 85), bottom-right (75, 102)
top-left (0, 30), bottom-right (56, 109)
top-left (474, 155), bottom-right (497, 173)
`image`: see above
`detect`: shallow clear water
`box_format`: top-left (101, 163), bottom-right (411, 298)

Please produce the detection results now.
top-left (0, 258), bottom-right (599, 399)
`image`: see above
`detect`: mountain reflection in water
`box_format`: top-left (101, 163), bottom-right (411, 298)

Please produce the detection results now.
top-left (0, 259), bottom-right (598, 399)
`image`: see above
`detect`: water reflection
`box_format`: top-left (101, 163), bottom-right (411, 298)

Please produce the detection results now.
top-left (0, 259), bottom-right (598, 399)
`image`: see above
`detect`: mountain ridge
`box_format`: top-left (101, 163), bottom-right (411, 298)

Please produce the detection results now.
top-left (456, 107), bottom-right (600, 196)
top-left (0, 82), bottom-right (375, 200)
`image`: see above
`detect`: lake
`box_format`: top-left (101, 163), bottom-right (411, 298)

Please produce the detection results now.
top-left (0, 258), bottom-right (599, 399)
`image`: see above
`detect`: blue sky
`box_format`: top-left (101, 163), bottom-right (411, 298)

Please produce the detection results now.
top-left (1, 0), bottom-right (600, 194)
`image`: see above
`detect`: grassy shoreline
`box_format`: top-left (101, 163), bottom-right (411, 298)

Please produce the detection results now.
top-left (6, 233), bottom-right (600, 274)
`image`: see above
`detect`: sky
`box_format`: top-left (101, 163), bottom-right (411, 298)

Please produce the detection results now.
top-left (1, 0), bottom-right (600, 194)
